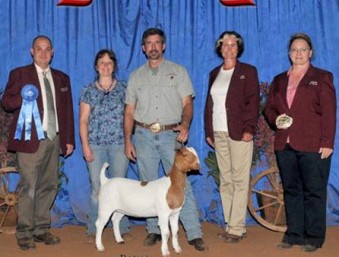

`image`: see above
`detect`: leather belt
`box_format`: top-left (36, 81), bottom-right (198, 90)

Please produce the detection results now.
top-left (135, 121), bottom-right (178, 133)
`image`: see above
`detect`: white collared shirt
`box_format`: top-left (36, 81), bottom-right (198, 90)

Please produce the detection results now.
top-left (34, 64), bottom-right (59, 133)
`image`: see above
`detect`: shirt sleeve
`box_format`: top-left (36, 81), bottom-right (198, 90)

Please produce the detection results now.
top-left (177, 65), bottom-right (195, 98)
top-left (125, 72), bottom-right (137, 105)
top-left (79, 85), bottom-right (91, 105)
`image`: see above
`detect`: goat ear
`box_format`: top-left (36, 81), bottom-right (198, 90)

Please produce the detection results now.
top-left (178, 147), bottom-right (188, 156)
top-left (174, 151), bottom-right (188, 171)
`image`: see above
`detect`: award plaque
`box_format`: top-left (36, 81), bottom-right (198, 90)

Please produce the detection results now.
top-left (276, 115), bottom-right (293, 129)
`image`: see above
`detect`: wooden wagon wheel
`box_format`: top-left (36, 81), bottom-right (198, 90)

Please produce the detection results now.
top-left (0, 164), bottom-right (19, 232)
top-left (248, 166), bottom-right (287, 232)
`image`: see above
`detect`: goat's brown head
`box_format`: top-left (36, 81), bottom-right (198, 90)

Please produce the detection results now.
top-left (174, 147), bottom-right (200, 173)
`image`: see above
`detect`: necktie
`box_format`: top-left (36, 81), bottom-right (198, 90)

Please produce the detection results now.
top-left (43, 71), bottom-right (57, 140)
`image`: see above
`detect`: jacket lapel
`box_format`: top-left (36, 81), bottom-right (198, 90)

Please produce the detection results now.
top-left (289, 65), bottom-right (314, 110)
top-left (229, 61), bottom-right (241, 89)
top-left (28, 64), bottom-right (44, 112)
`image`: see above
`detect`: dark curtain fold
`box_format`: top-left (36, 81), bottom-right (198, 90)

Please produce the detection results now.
top-left (0, 0), bottom-right (338, 227)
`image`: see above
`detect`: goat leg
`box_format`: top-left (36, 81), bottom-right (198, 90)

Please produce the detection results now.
top-left (159, 216), bottom-right (171, 257)
top-left (169, 212), bottom-right (182, 253)
top-left (112, 212), bottom-right (125, 244)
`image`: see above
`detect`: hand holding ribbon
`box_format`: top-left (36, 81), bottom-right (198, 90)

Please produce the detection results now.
top-left (14, 84), bottom-right (45, 141)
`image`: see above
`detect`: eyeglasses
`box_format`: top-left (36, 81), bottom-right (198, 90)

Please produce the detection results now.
top-left (290, 48), bottom-right (310, 53)
top-left (97, 61), bottom-right (114, 67)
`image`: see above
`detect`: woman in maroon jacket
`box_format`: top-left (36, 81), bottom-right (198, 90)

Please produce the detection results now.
top-left (264, 33), bottom-right (336, 252)
top-left (204, 31), bottom-right (259, 243)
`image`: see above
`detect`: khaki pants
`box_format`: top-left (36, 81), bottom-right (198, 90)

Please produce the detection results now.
top-left (16, 136), bottom-right (60, 239)
top-left (214, 131), bottom-right (253, 236)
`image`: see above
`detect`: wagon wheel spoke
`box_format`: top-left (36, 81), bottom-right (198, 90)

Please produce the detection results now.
top-left (273, 203), bottom-right (284, 225)
top-left (252, 189), bottom-right (278, 200)
top-left (266, 172), bottom-right (280, 193)
top-left (13, 204), bottom-right (19, 215)
top-left (0, 177), bottom-right (9, 196)
top-left (0, 205), bottom-right (10, 227)
top-left (254, 200), bottom-right (279, 212)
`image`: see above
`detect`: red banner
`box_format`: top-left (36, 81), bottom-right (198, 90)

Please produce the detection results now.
top-left (57, 0), bottom-right (255, 8)
top-left (220, 0), bottom-right (256, 6)
top-left (57, 0), bottom-right (92, 6)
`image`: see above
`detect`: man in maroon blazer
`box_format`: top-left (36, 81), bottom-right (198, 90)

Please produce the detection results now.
top-left (1, 35), bottom-right (75, 250)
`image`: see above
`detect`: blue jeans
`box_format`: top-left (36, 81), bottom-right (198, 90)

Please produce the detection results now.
top-left (134, 126), bottom-right (202, 241)
top-left (86, 144), bottom-right (130, 235)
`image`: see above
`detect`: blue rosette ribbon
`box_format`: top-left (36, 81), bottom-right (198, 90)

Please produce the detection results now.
top-left (14, 84), bottom-right (45, 141)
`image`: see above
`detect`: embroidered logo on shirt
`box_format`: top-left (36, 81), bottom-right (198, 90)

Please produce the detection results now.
top-left (309, 81), bottom-right (318, 86)
top-left (167, 73), bottom-right (176, 80)
top-left (60, 87), bottom-right (69, 92)
top-left (240, 75), bottom-right (246, 79)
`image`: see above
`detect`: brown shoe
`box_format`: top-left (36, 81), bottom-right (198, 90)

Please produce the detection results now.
top-left (143, 233), bottom-right (161, 247)
top-left (277, 241), bottom-right (293, 249)
top-left (85, 235), bottom-right (95, 244)
top-left (122, 233), bottom-right (134, 242)
top-left (188, 238), bottom-right (207, 251)
top-left (17, 237), bottom-right (36, 250)
top-left (224, 233), bottom-right (243, 243)
top-left (217, 232), bottom-right (247, 240)
top-left (301, 244), bottom-right (318, 252)
top-left (216, 232), bottom-right (227, 240)
top-left (33, 232), bottom-right (60, 245)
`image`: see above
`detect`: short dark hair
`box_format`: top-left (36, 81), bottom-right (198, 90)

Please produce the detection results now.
top-left (288, 33), bottom-right (313, 51)
top-left (32, 35), bottom-right (53, 48)
top-left (215, 31), bottom-right (244, 58)
top-left (142, 28), bottom-right (166, 45)
top-left (94, 49), bottom-right (117, 71)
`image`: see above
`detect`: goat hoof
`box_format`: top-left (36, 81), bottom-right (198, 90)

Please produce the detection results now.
top-left (118, 241), bottom-right (125, 245)
top-left (174, 247), bottom-right (182, 254)
top-left (96, 245), bottom-right (105, 252)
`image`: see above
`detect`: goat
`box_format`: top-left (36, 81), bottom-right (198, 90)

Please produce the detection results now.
top-left (95, 147), bottom-right (200, 257)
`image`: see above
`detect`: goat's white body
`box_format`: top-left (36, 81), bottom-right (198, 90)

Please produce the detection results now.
top-left (95, 164), bottom-right (183, 257)
top-left (99, 176), bottom-right (181, 217)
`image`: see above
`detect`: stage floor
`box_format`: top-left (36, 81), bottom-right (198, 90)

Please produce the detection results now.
top-left (1, 222), bottom-right (338, 257)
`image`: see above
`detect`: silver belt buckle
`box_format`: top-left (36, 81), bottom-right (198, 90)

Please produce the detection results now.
top-left (149, 122), bottom-right (161, 133)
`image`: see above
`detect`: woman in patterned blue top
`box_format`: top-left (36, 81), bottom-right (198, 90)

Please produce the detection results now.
top-left (80, 49), bottom-right (131, 243)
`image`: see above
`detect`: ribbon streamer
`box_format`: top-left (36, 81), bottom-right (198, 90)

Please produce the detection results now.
top-left (14, 84), bottom-right (45, 141)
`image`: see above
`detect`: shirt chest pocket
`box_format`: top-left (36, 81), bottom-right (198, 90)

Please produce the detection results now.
top-left (162, 83), bottom-right (177, 93)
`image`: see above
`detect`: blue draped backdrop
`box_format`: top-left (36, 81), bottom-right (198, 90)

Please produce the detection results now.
top-left (1, 0), bottom-right (339, 227)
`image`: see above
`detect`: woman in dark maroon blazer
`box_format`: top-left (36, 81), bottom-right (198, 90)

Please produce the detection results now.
top-left (264, 33), bottom-right (336, 252)
top-left (204, 31), bottom-right (259, 243)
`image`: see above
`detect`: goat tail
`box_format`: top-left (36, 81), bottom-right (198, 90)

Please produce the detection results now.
top-left (100, 162), bottom-right (110, 185)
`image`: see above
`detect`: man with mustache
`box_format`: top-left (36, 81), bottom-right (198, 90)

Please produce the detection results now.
top-left (124, 28), bottom-right (206, 251)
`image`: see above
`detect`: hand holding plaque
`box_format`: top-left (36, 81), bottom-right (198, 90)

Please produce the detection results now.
top-left (276, 113), bottom-right (293, 129)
